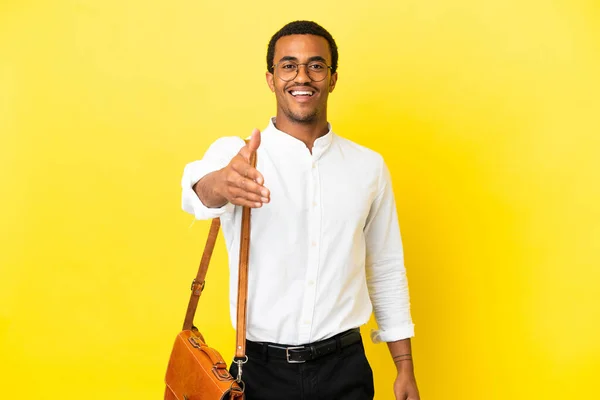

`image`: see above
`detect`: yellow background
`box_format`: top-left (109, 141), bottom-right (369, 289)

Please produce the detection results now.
top-left (1, 0), bottom-right (599, 398)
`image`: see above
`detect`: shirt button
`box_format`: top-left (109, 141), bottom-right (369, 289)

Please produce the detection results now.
top-left (304, 320), bottom-right (311, 325)
top-left (312, 202), bottom-right (317, 207)
top-left (311, 241), bottom-right (316, 247)
top-left (308, 280), bottom-right (315, 286)
top-left (312, 162), bottom-right (316, 168)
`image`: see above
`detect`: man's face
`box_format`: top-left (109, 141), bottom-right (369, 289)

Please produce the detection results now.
top-left (266, 34), bottom-right (338, 124)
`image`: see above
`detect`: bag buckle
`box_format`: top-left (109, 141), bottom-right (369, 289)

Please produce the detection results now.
top-left (190, 279), bottom-right (205, 295)
top-left (285, 346), bottom-right (307, 363)
top-left (234, 356), bottom-right (248, 382)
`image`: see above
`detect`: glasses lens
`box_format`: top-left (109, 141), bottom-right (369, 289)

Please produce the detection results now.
top-left (306, 61), bottom-right (328, 82)
top-left (276, 62), bottom-right (329, 82)
top-left (277, 62), bottom-right (298, 82)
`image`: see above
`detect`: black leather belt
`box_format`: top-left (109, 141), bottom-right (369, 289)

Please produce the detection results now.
top-left (246, 328), bottom-right (361, 363)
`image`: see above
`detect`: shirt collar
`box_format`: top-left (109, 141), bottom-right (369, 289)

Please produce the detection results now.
top-left (264, 117), bottom-right (334, 159)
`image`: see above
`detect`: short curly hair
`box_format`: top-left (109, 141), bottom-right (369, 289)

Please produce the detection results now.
top-left (266, 21), bottom-right (338, 74)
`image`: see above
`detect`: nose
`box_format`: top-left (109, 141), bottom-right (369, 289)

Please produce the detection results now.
top-left (294, 64), bottom-right (311, 83)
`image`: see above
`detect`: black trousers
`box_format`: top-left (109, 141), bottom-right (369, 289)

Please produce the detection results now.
top-left (229, 335), bottom-right (374, 400)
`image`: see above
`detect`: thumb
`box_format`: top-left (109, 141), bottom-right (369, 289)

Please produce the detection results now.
top-left (247, 128), bottom-right (261, 154)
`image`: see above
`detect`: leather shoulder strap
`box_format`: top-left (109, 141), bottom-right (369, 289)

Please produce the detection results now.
top-left (234, 148), bottom-right (255, 359)
top-left (182, 217), bottom-right (221, 330)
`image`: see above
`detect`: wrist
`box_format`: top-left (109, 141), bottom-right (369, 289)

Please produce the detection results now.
top-left (395, 359), bottom-right (414, 370)
top-left (393, 354), bottom-right (414, 374)
top-left (196, 170), bottom-right (228, 208)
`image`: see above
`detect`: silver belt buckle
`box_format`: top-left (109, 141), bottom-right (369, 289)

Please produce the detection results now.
top-left (285, 346), bottom-right (307, 363)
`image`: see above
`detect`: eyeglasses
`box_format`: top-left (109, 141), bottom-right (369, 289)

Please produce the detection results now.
top-left (272, 61), bottom-right (333, 82)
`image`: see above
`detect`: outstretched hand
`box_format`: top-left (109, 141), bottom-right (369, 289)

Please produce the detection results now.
top-left (215, 129), bottom-right (270, 208)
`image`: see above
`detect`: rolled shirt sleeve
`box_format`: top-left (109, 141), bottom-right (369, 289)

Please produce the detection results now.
top-left (181, 136), bottom-right (245, 220)
top-left (364, 159), bottom-right (415, 343)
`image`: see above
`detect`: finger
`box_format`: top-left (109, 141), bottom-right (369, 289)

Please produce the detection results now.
top-left (236, 176), bottom-right (270, 201)
top-left (228, 186), bottom-right (264, 204)
top-left (247, 128), bottom-right (261, 153)
top-left (228, 191), bottom-right (264, 208)
top-left (225, 169), bottom-right (270, 200)
top-left (244, 165), bottom-right (266, 187)
top-left (232, 161), bottom-right (267, 188)
top-left (231, 198), bottom-right (263, 208)
top-left (238, 129), bottom-right (261, 162)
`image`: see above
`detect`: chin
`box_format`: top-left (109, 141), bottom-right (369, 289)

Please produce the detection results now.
top-left (286, 109), bottom-right (319, 124)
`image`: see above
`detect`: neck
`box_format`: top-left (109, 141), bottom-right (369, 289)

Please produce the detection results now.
top-left (274, 114), bottom-right (329, 151)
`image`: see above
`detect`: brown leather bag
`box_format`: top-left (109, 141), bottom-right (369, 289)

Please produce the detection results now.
top-left (165, 150), bottom-right (256, 400)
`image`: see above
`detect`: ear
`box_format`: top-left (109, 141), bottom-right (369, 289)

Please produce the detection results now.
top-left (328, 71), bottom-right (338, 93)
top-left (266, 71), bottom-right (275, 92)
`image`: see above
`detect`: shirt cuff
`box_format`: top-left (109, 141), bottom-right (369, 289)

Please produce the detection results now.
top-left (370, 323), bottom-right (415, 343)
top-left (182, 185), bottom-right (235, 220)
top-left (181, 160), bottom-right (235, 220)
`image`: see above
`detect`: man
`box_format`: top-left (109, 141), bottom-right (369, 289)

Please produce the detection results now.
top-left (181, 20), bottom-right (419, 400)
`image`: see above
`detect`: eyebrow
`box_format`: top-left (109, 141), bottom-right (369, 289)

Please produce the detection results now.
top-left (277, 55), bottom-right (328, 63)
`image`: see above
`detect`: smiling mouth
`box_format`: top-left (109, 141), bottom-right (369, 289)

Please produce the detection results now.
top-left (288, 90), bottom-right (315, 97)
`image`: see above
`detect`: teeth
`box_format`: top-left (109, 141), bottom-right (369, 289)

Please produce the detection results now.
top-left (291, 91), bottom-right (313, 96)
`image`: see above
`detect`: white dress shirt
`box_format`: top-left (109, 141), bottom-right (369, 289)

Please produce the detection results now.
top-left (181, 118), bottom-right (414, 345)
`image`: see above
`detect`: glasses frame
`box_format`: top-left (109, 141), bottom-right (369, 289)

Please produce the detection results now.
top-left (271, 61), bottom-right (333, 82)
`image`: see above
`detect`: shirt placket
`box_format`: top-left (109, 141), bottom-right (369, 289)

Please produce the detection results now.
top-left (297, 156), bottom-right (322, 344)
